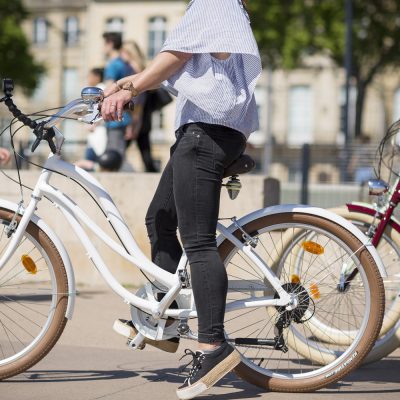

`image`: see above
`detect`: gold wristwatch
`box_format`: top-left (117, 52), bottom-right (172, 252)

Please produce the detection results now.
top-left (117, 81), bottom-right (139, 98)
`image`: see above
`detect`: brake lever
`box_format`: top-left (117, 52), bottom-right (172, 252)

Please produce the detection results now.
top-left (89, 112), bottom-right (103, 124)
top-left (31, 137), bottom-right (42, 153)
top-left (46, 136), bottom-right (57, 153)
top-left (79, 100), bottom-right (134, 125)
top-left (31, 122), bottom-right (57, 154)
top-left (78, 109), bottom-right (102, 124)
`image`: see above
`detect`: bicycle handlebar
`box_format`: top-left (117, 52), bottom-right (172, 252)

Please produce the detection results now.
top-left (1, 79), bottom-right (38, 130)
top-left (1, 78), bottom-right (135, 154)
top-left (1, 79), bottom-right (57, 153)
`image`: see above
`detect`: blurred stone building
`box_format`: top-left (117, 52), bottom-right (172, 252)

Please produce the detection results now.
top-left (4, 0), bottom-right (400, 181)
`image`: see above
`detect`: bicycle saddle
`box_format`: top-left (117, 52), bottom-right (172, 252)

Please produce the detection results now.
top-left (223, 154), bottom-right (255, 178)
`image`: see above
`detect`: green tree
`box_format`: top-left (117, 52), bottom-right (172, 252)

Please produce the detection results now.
top-left (248, 0), bottom-right (400, 137)
top-left (0, 0), bottom-right (44, 93)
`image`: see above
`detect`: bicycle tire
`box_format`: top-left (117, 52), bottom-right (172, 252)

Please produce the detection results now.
top-left (218, 212), bottom-right (384, 392)
top-left (0, 207), bottom-right (69, 380)
top-left (333, 207), bottom-right (400, 337)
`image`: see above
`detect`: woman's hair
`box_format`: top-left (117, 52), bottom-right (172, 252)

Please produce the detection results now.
top-left (121, 41), bottom-right (146, 72)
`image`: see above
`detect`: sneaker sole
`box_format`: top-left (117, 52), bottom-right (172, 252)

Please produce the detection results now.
top-left (113, 319), bottom-right (136, 339)
top-left (113, 319), bottom-right (179, 353)
top-left (176, 350), bottom-right (241, 400)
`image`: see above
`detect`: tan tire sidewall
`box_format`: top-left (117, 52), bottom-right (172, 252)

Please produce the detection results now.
top-left (0, 208), bottom-right (68, 380)
top-left (218, 212), bottom-right (384, 392)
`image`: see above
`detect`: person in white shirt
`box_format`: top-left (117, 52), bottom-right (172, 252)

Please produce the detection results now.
top-left (102, 2), bottom-right (261, 398)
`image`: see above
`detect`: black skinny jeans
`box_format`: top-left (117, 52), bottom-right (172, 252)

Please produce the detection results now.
top-left (145, 122), bottom-right (247, 343)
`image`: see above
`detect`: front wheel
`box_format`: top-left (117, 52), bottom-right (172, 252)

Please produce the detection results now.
top-left (219, 212), bottom-right (384, 392)
top-left (0, 208), bottom-right (69, 380)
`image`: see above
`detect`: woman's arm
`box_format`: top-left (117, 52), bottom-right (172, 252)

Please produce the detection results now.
top-left (102, 51), bottom-right (192, 122)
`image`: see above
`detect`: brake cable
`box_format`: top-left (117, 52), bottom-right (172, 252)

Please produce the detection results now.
top-left (6, 115), bottom-right (164, 292)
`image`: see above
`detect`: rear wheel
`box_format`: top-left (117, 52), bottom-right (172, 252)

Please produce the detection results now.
top-left (219, 212), bottom-right (384, 392)
top-left (0, 208), bottom-right (69, 380)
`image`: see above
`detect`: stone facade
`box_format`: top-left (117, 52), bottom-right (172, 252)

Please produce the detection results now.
top-left (2, 1), bottom-right (400, 180)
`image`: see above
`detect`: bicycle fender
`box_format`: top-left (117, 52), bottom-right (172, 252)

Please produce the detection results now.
top-left (217, 204), bottom-right (388, 278)
top-left (0, 199), bottom-right (76, 319)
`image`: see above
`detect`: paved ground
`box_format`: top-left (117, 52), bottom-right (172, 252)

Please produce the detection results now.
top-left (1, 288), bottom-right (399, 400)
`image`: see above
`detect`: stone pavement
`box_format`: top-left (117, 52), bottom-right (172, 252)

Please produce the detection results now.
top-left (1, 288), bottom-right (399, 400)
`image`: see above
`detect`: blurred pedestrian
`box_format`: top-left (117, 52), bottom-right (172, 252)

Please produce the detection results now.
top-left (76, 68), bottom-right (107, 171)
top-left (121, 41), bottom-right (172, 172)
top-left (121, 41), bottom-right (146, 74)
top-left (103, 32), bottom-right (134, 167)
top-left (75, 149), bottom-right (123, 173)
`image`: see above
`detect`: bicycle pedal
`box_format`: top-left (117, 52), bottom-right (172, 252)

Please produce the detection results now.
top-left (127, 338), bottom-right (146, 350)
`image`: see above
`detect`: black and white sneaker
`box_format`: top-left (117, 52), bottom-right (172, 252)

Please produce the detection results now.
top-left (176, 342), bottom-right (241, 400)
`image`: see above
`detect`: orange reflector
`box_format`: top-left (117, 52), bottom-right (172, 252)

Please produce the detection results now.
top-left (309, 283), bottom-right (321, 300)
top-left (21, 255), bottom-right (37, 274)
top-left (290, 274), bottom-right (301, 284)
top-left (302, 241), bottom-right (324, 255)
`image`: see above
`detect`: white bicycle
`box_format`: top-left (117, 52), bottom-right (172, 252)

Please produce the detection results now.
top-left (0, 80), bottom-right (387, 392)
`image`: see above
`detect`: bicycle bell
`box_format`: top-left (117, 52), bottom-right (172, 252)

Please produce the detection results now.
top-left (81, 87), bottom-right (104, 112)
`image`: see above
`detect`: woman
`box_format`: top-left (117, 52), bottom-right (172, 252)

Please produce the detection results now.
top-left (101, 1), bottom-right (261, 398)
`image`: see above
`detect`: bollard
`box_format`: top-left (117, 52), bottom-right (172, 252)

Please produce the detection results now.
top-left (263, 177), bottom-right (280, 207)
top-left (301, 143), bottom-right (310, 204)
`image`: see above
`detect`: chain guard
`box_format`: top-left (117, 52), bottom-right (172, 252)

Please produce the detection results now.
top-left (130, 284), bottom-right (192, 341)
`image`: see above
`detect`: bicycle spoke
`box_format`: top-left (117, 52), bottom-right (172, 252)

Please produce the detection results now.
top-left (223, 217), bottom-right (376, 380)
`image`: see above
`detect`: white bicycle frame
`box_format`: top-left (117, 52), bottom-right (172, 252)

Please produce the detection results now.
top-left (0, 149), bottom-right (294, 326)
top-left (0, 93), bottom-right (388, 344)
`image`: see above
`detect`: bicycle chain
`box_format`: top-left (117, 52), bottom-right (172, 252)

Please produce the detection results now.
top-left (179, 332), bottom-right (287, 353)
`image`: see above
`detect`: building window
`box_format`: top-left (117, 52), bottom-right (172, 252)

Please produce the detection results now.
top-left (64, 16), bottom-right (79, 46)
top-left (33, 17), bottom-right (48, 44)
top-left (106, 17), bottom-right (124, 35)
top-left (393, 88), bottom-right (400, 123)
top-left (288, 85), bottom-right (313, 145)
top-left (148, 17), bottom-right (167, 59)
top-left (63, 68), bottom-right (80, 102)
top-left (32, 76), bottom-right (49, 102)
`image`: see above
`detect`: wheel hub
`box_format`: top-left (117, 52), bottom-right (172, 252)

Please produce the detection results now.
top-left (274, 282), bottom-right (311, 325)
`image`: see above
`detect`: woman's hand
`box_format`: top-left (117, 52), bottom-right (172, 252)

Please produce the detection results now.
top-left (101, 90), bottom-right (133, 122)
top-left (103, 81), bottom-right (120, 98)
top-left (0, 148), bottom-right (10, 165)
